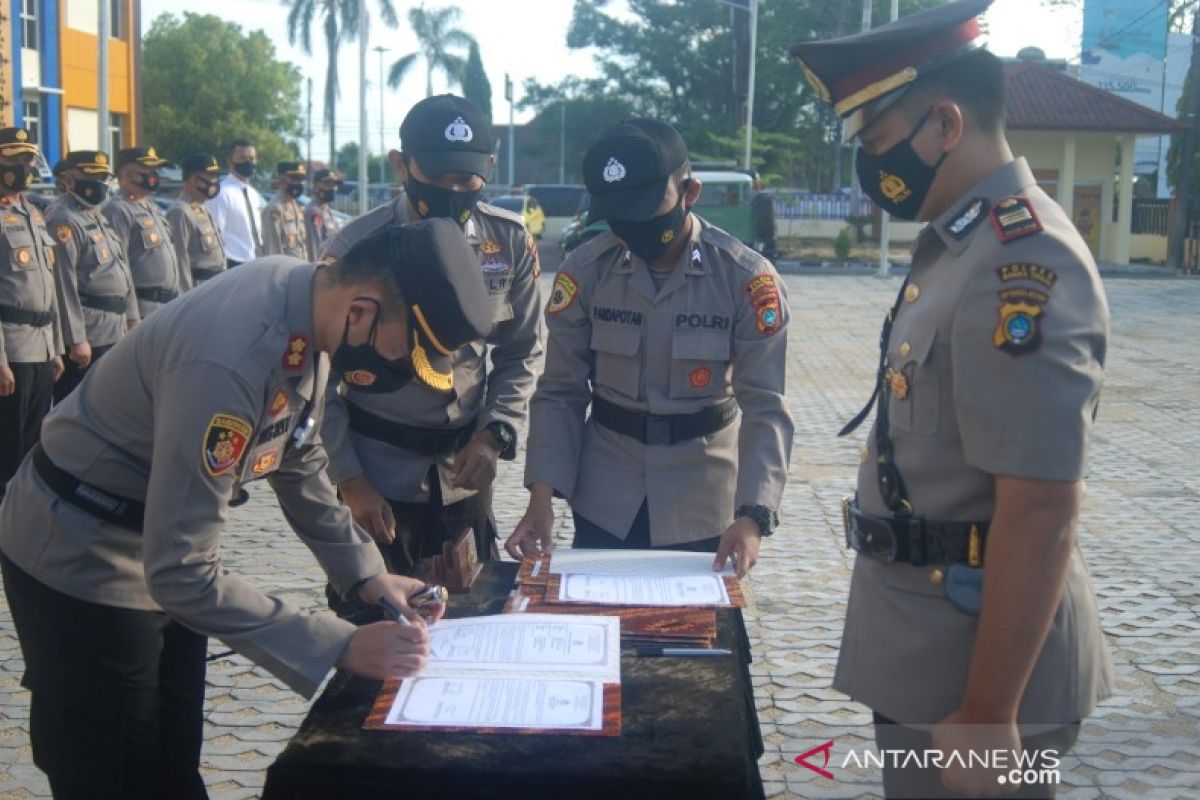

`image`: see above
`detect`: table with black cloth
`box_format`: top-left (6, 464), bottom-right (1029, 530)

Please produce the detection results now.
top-left (262, 561), bottom-right (765, 800)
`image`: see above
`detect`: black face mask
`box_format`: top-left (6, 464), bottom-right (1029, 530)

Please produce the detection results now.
top-left (233, 161), bottom-right (256, 178)
top-left (197, 177), bottom-right (220, 200)
top-left (285, 182), bottom-right (304, 199)
top-left (72, 178), bottom-right (110, 206)
top-left (0, 164), bottom-right (35, 192)
top-left (855, 109), bottom-right (948, 221)
top-left (132, 170), bottom-right (161, 193)
top-left (331, 301), bottom-right (414, 394)
top-left (317, 188), bottom-right (336, 204)
top-left (609, 186), bottom-right (690, 263)
top-left (405, 177), bottom-right (481, 226)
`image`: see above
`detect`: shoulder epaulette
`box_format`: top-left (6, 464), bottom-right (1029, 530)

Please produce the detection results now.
top-left (701, 224), bottom-right (763, 271)
top-left (990, 196), bottom-right (1043, 244)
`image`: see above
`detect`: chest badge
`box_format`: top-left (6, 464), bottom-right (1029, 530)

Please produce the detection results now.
top-left (886, 367), bottom-right (910, 401)
top-left (689, 366), bottom-right (712, 389)
top-left (269, 388), bottom-right (289, 417)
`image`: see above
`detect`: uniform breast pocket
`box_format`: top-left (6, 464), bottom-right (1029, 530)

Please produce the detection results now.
top-left (140, 225), bottom-right (164, 249)
top-left (38, 229), bottom-right (57, 268)
top-left (590, 325), bottom-right (642, 400)
top-left (888, 322), bottom-right (940, 437)
top-left (199, 231), bottom-right (219, 252)
top-left (669, 331), bottom-right (730, 398)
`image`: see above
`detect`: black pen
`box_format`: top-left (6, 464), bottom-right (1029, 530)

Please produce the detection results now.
top-left (636, 647), bottom-right (733, 658)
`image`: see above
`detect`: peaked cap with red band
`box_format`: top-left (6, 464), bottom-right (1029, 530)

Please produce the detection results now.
top-left (788, 0), bottom-right (992, 142)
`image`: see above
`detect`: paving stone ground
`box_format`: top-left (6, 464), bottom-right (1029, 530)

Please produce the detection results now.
top-left (1, 274), bottom-right (1198, 799)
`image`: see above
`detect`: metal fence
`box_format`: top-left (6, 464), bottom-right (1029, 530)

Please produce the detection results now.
top-left (767, 192), bottom-right (876, 220)
top-left (1131, 198), bottom-right (1171, 235)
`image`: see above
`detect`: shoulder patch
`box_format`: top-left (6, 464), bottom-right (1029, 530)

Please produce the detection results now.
top-left (701, 225), bottom-right (760, 271)
top-left (995, 263), bottom-right (1058, 289)
top-left (55, 225), bottom-right (73, 243)
top-left (945, 197), bottom-right (989, 240)
top-left (475, 200), bottom-right (525, 228)
top-left (203, 414), bottom-right (252, 477)
top-left (547, 272), bottom-right (580, 315)
top-left (993, 289), bottom-right (1046, 356)
top-left (990, 196), bottom-right (1042, 243)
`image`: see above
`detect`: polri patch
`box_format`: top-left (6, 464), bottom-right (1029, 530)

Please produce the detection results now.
top-left (547, 272), bottom-right (579, 315)
top-left (990, 196), bottom-right (1042, 243)
top-left (203, 414), bottom-right (252, 477)
top-left (996, 263), bottom-right (1057, 289)
top-left (993, 294), bottom-right (1045, 356)
top-left (945, 197), bottom-right (988, 240)
top-left (283, 334), bottom-right (309, 370)
top-left (757, 304), bottom-right (781, 334)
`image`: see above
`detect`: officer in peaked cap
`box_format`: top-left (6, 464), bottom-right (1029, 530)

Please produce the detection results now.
top-left (103, 146), bottom-right (187, 317)
top-left (318, 94), bottom-right (543, 599)
top-left (790, 1), bottom-right (1111, 795)
top-left (168, 153), bottom-right (228, 286)
top-left (0, 127), bottom-right (64, 501)
top-left (45, 150), bottom-right (138, 402)
top-left (263, 161), bottom-right (309, 260)
top-left (507, 118), bottom-right (793, 577)
top-left (0, 216), bottom-right (488, 799)
top-left (305, 168), bottom-right (343, 261)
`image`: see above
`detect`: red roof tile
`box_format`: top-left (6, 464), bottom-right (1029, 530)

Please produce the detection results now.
top-left (1004, 60), bottom-right (1185, 134)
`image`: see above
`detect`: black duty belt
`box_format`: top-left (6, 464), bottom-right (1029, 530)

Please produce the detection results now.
top-left (32, 444), bottom-right (145, 531)
top-left (591, 395), bottom-right (738, 445)
top-left (841, 498), bottom-right (988, 567)
top-left (79, 293), bottom-right (127, 314)
top-left (0, 304), bottom-right (54, 327)
top-left (347, 403), bottom-right (475, 457)
top-left (192, 267), bottom-right (223, 282)
top-left (135, 287), bottom-right (179, 303)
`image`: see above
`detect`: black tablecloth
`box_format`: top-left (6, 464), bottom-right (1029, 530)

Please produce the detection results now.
top-left (263, 562), bottom-right (765, 800)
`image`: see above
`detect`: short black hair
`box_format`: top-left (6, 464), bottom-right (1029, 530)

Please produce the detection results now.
top-left (228, 139), bottom-right (255, 156)
top-left (903, 49), bottom-right (1006, 134)
top-left (326, 233), bottom-right (406, 319)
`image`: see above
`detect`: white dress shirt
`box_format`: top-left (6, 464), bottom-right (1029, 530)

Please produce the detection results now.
top-left (207, 174), bottom-right (265, 263)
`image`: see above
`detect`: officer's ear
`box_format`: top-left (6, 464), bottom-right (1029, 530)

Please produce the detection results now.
top-left (930, 100), bottom-right (965, 153)
top-left (683, 178), bottom-right (703, 209)
top-left (389, 150), bottom-right (408, 183)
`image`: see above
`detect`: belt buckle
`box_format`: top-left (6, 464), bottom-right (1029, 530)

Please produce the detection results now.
top-left (643, 415), bottom-right (673, 446)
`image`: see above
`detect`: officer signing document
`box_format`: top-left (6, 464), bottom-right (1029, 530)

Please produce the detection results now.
top-left (0, 218), bottom-right (491, 799)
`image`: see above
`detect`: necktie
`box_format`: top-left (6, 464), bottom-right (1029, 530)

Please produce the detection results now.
top-left (242, 187), bottom-right (261, 257)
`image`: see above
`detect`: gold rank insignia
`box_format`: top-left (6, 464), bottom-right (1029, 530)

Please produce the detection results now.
top-left (96, 153), bottom-right (108, 166)
top-left (481, 239), bottom-right (502, 255)
top-left (4, 214), bottom-right (19, 225)
top-left (886, 367), bottom-right (909, 400)
top-left (283, 334), bottom-right (309, 369)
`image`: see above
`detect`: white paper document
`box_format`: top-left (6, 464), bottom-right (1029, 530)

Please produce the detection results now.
top-left (384, 677), bottom-right (606, 730)
top-left (557, 573), bottom-right (731, 606)
top-left (549, 548), bottom-right (735, 578)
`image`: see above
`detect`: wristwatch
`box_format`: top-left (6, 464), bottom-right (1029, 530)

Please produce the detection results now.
top-left (736, 504), bottom-right (778, 537)
top-left (484, 421), bottom-right (517, 461)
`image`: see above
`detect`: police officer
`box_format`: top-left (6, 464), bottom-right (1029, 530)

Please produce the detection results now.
top-left (46, 150), bottom-right (139, 401)
top-left (0, 127), bottom-right (64, 500)
top-left (507, 119), bottom-right (793, 578)
top-left (168, 153), bottom-right (228, 285)
top-left (305, 168), bottom-right (343, 261)
top-left (790, 1), bottom-right (1111, 795)
top-left (262, 161), bottom-right (309, 259)
top-left (0, 218), bottom-right (489, 799)
top-left (320, 94), bottom-right (544, 585)
top-left (104, 146), bottom-right (188, 316)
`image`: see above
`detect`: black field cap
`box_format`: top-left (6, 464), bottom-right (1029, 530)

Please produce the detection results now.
top-left (400, 94), bottom-right (493, 179)
top-left (276, 161), bottom-right (307, 179)
top-left (789, 0), bottom-right (992, 142)
top-left (64, 150), bottom-right (114, 177)
top-left (116, 146), bottom-right (169, 170)
top-left (51, 159), bottom-right (68, 177)
top-left (182, 153), bottom-right (220, 177)
top-left (583, 118), bottom-right (689, 223)
top-left (0, 128), bottom-right (39, 158)
top-left (313, 168), bottom-right (342, 184)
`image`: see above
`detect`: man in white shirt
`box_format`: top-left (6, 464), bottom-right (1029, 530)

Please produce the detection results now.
top-left (206, 139), bottom-right (263, 267)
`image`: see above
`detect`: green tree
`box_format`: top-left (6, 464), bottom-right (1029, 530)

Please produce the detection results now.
top-left (389, 4), bottom-right (476, 97)
top-left (142, 12), bottom-right (303, 169)
top-left (334, 141), bottom-right (390, 180)
top-left (284, 0), bottom-right (398, 163)
top-left (461, 41), bottom-right (492, 119)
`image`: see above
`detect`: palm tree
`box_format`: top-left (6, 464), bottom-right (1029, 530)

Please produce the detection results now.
top-left (284, 0), bottom-right (398, 163)
top-left (388, 4), bottom-right (476, 97)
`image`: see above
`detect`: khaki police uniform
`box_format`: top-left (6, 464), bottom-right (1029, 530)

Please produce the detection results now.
top-left (835, 157), bottom-right (1113, 726)
top-left (103, 194), bottom-right (186, 316)
top-left (167, 198), bottom-right (227, 285)
top-left (320, 197), bottom-right (544, 570)
top-left (262, 194), bottom-right (308, 260)
top-left (524, 218), bottom-right (793, 546)
top-left (304, 199), bottom-right (341, 262)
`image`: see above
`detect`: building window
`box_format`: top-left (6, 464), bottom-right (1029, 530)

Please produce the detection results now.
top-left (110, 0), bottom-right (123, 39)
top-left (21, 0), bottom-right (39, 51)
top-left (23, 99), bottom-right (41, 145)
top-left (109, 114), bottom-right (124, 155)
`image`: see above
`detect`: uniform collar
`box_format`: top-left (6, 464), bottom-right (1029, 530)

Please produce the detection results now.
top-left (623, 213), bottom-right (702, 304)
top-left (284, 262), bottom-right (322, 401)
top-left (930, 157), bottom-right (1036, 255)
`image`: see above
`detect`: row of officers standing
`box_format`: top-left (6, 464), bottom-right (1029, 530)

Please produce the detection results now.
top-left (0, 133), bottom-right (347, 497)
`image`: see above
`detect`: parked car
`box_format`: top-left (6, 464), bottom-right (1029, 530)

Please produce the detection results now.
top-left (489, 194), bottom-right (546, 238)
top-left (691, 170), bottom-right (756, 245)
top-left (560, 193), bottom-right (608, 254)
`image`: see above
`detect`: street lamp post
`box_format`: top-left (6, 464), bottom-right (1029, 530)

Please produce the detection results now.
top-left (718, 0), bottom-right (759, 171)
top-left (505, 74), bottom-right (515, 188)
top-left (374, 46), bottom-right (388, 185)
top-left (357, 0), bottom-right (369, 214)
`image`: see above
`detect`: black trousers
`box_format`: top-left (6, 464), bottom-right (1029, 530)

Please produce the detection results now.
top-left (873, 712), bottom-right (1080, 799)
top-left (1, 553), bottom-right (209, 800)
top-left (0, 360), bottom-right (53, 500)
top-left (328, 470), bottom-right (499, 617)
top-left (573, 500), bottom-right (724, 552)
top-left (52, 343), bottom-right (113, 404)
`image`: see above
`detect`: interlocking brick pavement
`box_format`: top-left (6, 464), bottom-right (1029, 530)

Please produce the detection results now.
top-left (1, 274), bottom-right (1197, 799)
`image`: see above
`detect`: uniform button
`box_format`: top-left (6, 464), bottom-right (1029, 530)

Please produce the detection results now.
top-left (899, 341), bottom-right (912, 358)
top-left (904, 284), bottom-right (920, 303)
top-left (929, 568), bottom-right (945, 585)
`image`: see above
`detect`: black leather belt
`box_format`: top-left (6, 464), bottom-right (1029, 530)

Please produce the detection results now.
top-left (347, 403), bottom-right (475, 457)
top-left (79, 293), bottom-right (127, 314)
top-left (135, 287), bottom-right (179, 303)
top-left (0, 304), bottom-right (54, 327)
top-left (841, 498), bottom-right (988, 567)
top-left (192, 267), bottom-right (222, 282)
top-left (591, 395), bottom-right (738, 445)
top-left (32, 444), bottom-right (145, 531)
